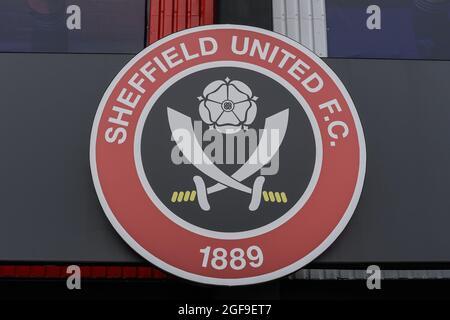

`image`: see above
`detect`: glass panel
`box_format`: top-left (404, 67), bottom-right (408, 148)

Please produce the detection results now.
top-left (326, 0), bottom-right (450, 60)
top-left (0, 0), bottom-right (146, 53)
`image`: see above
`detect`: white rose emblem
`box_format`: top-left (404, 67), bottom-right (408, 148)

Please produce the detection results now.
top-left (198, 77), bottom-right (258, 134)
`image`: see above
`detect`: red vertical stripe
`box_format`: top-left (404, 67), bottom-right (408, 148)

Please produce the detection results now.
top-left (201, 0), bottom-right (214, 25)
top-left (190, 0), bottom-right (200, 28)
top-left (149, 0), bottom-right (161, 43)
top-left (176, 0), bottom-right (188, 31)
top-left (148, 0), bottom-right (214, 44)
top-left (159, 0), bottom-right (165, 40)
top-left (186, 0), bottom-right (191, 28)
top-left (163, 0), bottom-right (174, 37)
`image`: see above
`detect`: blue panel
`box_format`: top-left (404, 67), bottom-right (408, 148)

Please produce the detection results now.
top-left (326, 0), bottom-right (450, 60)
top-left (0, 0), bottom-right (146, 53)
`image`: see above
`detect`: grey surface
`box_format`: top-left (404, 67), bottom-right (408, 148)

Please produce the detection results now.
top-left (318, 58), bottom-right (450, 264)
top-left (0, 53), bottom-right (449, 264)
top-left (0, 53), bottom-right (140, 262)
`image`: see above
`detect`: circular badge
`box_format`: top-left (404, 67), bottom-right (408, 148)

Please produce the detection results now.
top-left (90, 25), bottom-right (366, 286)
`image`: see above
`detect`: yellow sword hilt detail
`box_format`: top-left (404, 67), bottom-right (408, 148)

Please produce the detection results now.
top-left (262, 191), bottom-right (288, 203)
top-left (171, 191), bottom-right (197, 203)
top-left (170, 191), bottom-right (287, 204)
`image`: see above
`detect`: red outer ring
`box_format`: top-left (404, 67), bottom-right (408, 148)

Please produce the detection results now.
top-left (91, 27), bottom-right (364, 283)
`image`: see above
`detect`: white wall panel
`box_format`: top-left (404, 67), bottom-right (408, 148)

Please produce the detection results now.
top-left (299, 0), bottom-right (314, 50)
top-left (311, 0), bottom-right (328, 57)
top-left (272, 0), bottom-right (287, 35)
top-left (272, 0), bottom-right (328, 57)
top-left (285, 0), bottom-right (301, 42)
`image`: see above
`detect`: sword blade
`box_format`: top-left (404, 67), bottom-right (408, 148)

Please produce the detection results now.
top-left (207, 109), bottom-right (289, 194)
top-left (167, 108), bottom-right (252, 194)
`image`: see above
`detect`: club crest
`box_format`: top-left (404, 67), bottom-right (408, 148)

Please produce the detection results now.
top-left (90, 25), bottom-right (366, 286)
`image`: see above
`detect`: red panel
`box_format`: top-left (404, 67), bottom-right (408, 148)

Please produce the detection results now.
top-left (137, 266), bottom-right (152, 278)
top-left (201, 0), bottom-right (214, 25)
top-left (122, 266), bottom-right (138, 278)
top-left (149, 0), bottom-right (161, 43)
top-left (15, 265), bottom-right (31, 277)
top-left (29, 266), bottom-right (46, 277)
top-left (91, 266), bottom-right (107, 278)
top-left (45, 265), bottom-right (62, 278)
top-left (163, 0), bottom-right (174, 37)
top-left (186, 0), bottom-right (192, 28)
top-left (0, 266), bottom-right (16, 277)
top-left (188, 0), bottom-right (200, 28)
top-left (176, 0), bottom-right (187, 31)
top-left (148, 0), bottom-right (214, 44)
top-left (152, 268), bottom-right (167, 279)
top-left (81, 266), bottom-right (92, 278)
top-left (0, 265), bottom-right (169, 279)
top-left (106, 266), bottom-right (123, 279)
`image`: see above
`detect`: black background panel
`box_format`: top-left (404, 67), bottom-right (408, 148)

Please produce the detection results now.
top-left (215, 0), bottom-right (273, 30)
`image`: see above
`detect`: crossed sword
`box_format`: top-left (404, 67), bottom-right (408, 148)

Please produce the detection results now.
top-left (167, 108), bottom-right (289, 211)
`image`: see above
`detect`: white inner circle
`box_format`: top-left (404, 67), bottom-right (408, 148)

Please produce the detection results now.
top-left (134, 61), bottom-right (323, 240)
